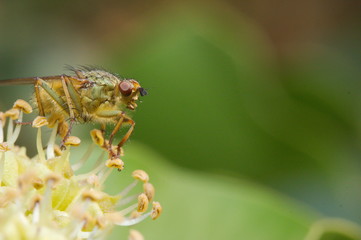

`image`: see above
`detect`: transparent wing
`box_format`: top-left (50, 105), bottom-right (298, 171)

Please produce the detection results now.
top-left (0, 75), bottom-right (64, 86)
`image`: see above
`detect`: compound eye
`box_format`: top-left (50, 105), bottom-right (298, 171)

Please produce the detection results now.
top-left (119, 81), bottom-right (133, 96)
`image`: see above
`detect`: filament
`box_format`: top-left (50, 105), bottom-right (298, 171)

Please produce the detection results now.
top-left (46, 122), bottom-right (58, 160)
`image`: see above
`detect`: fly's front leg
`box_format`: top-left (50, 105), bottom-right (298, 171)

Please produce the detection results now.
top-left (116, 117), bottom-right (135, 156)
top-left (108, 114), bottom-right (135, 158)
top-left (95, 110), bottom-right (135, 158)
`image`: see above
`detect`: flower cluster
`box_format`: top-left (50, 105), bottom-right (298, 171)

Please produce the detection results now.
top-left (0, 99), bottom-right (162, 239)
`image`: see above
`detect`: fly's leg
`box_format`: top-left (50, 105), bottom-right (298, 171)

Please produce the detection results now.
top-left (59, 76), bottom-right (80, 150)
top-left (34, 79), bottom-right (45, 116)
top-left (108, 113), bottom-right (135, 158)
top-left (35, 78), bottom-right (76, 150)
top-left (63, 76), bottom-right (83, 117)
top-left (95, 110), bottom-right (135, 158)
top-left (36, 78), bottom-right (68, 113)
top-left (115, 117), bottom-right (135, 156)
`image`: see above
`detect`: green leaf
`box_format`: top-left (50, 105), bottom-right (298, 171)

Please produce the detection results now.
top-left (106, 142), bottom-right (320, 240)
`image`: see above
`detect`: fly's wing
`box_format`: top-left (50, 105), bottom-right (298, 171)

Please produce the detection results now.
top-left (0, 75), bottom-right (65, 86)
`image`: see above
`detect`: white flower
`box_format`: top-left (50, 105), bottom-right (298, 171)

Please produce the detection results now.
top-left (0, 99), bottom-right (162, 239)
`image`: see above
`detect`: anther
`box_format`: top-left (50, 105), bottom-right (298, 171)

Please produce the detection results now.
top-left (132, 170), bottom-right (149, 183)
top-left (0, 142), bottom-right (10, 152)
top-left (29, 195), bottom-right (43, 211)
top-left (5, 109), bottom-right (20, 120)
top-left (64, 136), bottom-right (81, 147)
top-left (129, 229), bottom-right (144, 240)
top-left (32, 116), bottom-right (48, 128)
top-left (106, 158), bottom-right (124, 170)
top-left (44, 173), bottom-right (62, 189)
top-left (90, 129), bottom-right (104, 146)
top-left (53, 144), bottom-right (62, 156)
top-left (137, 193), bottom-right (149, 213)
top-left (18, 170), bottom-right (43, 191)
top-left (151, 202), bottom-right (162, 220)
top-left (0, 112), bottom-right (6, 126)
top-left (0, 188), bottom-right (19, 208)
top-left (143, 183), bottom-right (155, 201)
top-left (13, 99), bottom-right (33, 114)
top-left (82, 189), bottom-right (103, 202)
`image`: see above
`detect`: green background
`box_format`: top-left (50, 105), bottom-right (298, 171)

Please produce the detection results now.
top-left (1, 1), bottom-right (361, 239)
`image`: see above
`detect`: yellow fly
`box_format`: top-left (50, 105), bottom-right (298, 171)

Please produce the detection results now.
top-left (0, 66), bottom-right (147, 158)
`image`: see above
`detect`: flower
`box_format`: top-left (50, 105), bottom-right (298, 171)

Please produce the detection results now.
top-left (0, 99), bottom-right (162, 239)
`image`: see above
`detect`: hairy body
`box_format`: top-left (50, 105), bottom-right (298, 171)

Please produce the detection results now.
top-left (0, 66), bottom-right (147, 156)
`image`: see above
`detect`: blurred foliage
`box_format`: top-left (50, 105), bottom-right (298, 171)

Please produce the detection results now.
top-left (1, 1), bottom-right (361, 239)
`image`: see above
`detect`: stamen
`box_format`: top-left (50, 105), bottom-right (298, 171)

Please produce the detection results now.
top-left (36, 128), bottom-right (46, 163)
top-left (105, 158), bottom-right (124, 170)
top-left (0, 112), bottom-right (4, 143)
top-left (74, 152), bottom-right (106, 180)
top-left (137, 193), bottom-right (149, 213)
top-left (82, 189), bottom-right (102, 202)
top-left (119, 203), bottom-right (138, 216)
top-left (116, 213), bottom-right (151, 226)
top-left (102, 212), bottom-right (124, 225)
top-left (130, 210), bottom-right (141, 219)
top-left (13, 99), bottom-right (33, 114)
top-left (39, 178), bottom-right (55, 224)
top-left (118, 180), bottom-right (138, 197)
top-left (98, 167), bottom-right (113, 186)
top-left (86, 226), bottom-right (99, 240)
top-left (0, 188), bottom-right (18, 208)
top-left (32, 200), bottom-right (41, 224)
top-left (0, 142), bottom-right (10, 152)
top-left (151, 202), bottom-right (162, 220)
top-left (69, 219), bottom-right (87, 240)
top-left (132, 170), bottom-right (149, 183)
top-left (4, 108), bottom-right (20, 120)
top-left (32, 116), bottom-right (48, 128)
top-left (18, 170), bottom-right (40, 191)
top-left (129, 229), bottom-right (144, 240)
top-left (64, 136), bottom-right (81, 147)
top-left (0, 151), bottom-right (4, 185)
top-left (90, 129), bottom-right (104, 146)
top-left (143, 182), bottom-right (155, 201)
top-left (32, 116), bottom-right (48, 163)
top-left (6, 115), bottom-right (14, 143)
top-left (7, 100), bottom-right (32, 146)
top-left (53, 145), bottom-right (62, 156)
top-left (72, 142), bottom-right (96, 171)
top-left (46, 122), bottom-right (59, 160)
top-left (7, 111), bottom-right (23, 146)
top-left (116, 194), bottom-right (138, 208)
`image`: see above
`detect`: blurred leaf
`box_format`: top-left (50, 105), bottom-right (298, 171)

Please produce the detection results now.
top-left (105, 142), bottom-right (320, 240)
top-left (106, 4), bottom-right (361, 222)
top-left (94, 142), bottom-right (361, 240)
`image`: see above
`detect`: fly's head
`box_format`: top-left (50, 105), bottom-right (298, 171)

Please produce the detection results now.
top-left (117, 79), bottom-right (147, 110)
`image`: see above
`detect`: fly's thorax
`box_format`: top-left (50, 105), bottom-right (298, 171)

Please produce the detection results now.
top-left (81, 70), bottom-right (120, 86)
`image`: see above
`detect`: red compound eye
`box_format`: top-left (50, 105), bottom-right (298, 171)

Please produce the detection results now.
top-left (118, 81), bottom-right (132, 96)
